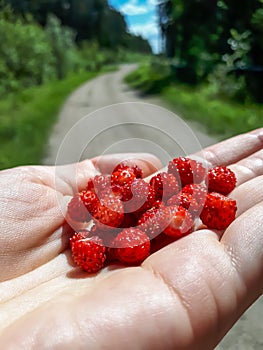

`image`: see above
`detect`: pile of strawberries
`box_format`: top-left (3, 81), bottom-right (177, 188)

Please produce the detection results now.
top-left (67, 157), bottom-right (237, 273)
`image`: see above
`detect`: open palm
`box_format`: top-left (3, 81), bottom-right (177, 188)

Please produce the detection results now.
top-left (0, 129), bottom-right (262, 350)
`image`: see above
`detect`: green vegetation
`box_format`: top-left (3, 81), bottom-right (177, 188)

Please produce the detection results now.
top-left (125, 1), bottom-right (263, 138)
top-left (4, 0), bottom-right (151, 53)
top-left (125, 62), bottom-right (263, 139)
top-left (0, 71), bottom-right (101, 170)
top-left (158, 0), bottom-right (263, 103)
top-left (162, 85), bottom-right (262, 139)
top-left (0, 2), bottom-right (151, 170)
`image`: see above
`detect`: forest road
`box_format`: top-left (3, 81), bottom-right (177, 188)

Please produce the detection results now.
top-left (43, 64), bottom-right (263, 350)
top-left (43, 64), bottom-right (215, 166)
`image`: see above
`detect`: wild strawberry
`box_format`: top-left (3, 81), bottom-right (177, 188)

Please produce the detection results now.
top-left (92, 194), bottom-right (124, 229)
top-left (152, 200), bottom-right (165, 209)
top-left (150, 172), bottom-right (179, 201)
top-left (207, 166), bottom-right (237, 195)
top-left (87, 175), bottom-right (122, 198)
top-left (67, 190), bottom-right (99, 222)
top-left (123, 179), bottom-right (155, 214)
top-left (167, 192), bottom-right (200, 218)
top-left (90, 224), bottom-right (121, 247)
top-left (111, 167), bottom-right (136, 187)
top-left (130, 165), bottom-right (143, 179)
top-left (182, 184), bottom-right (207, 205)
top-left (113, 228), bottom-right (150, 264)
top-left (137, 206), bottom-right (170, 239)
top-left (168, 157), bottom-right (206, 186)
top-left (113, 162), bottom-right (143, 179)
top-left (69, 230), bottom-right (91, 248)
top-left (200, 192), bottom-right (237, 230)
top-left (87, 175), bottom-right (110, 193)
top-left (70, 234), bottom-right (106, 273)
top-left (163, 205), bottom-right (194, 239)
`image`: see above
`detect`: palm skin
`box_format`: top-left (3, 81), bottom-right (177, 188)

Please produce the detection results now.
top-left (0, 129), bottom-right (262, 350)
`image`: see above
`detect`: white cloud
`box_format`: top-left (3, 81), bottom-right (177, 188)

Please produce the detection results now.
top-left (118, 0), bottom-right (161, 53)
top-left (120, 4), bottom-right (148, 15)
top-left (119, 0), bottom-right (147, 15)
top-left (147, 0), bottom-right (159, 6)
top-left (128, 20), bottom-right (161, 53)
top-left (119, 0), bottom-right (159, 16)
top-left (129, 22), bottom-right (159, 37)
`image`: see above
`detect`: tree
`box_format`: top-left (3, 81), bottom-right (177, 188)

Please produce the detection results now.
top-left (4, 0), bottom-right (152, 53)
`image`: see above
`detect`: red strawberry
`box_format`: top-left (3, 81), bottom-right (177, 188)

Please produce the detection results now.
top-left (92, 194), bottom-right (124, 229)
top-left (207, 166), bottom-right (237, 195)
top-left (87, 175), bottom-right (122, 198)
top-left (69, 230), bottom-right (91, 248)
top-left (67, 190), bottom-right (99, 222)
top-left (150, 172), bottom-right (179, 201)
top-left (90, 224), bottom-right (121, 247)
top-left (113, 228), bottom-right (150, 264)
top-left (137, 206), bottom-right (171, 239)
top-left (113, 162), bottom-right (143, 179)
top-left (182, 184), bottom-right (207, 204)
top-left (70, 234), bottom-right (106, 273)
top-left (111, 167), bottom-right (136, 187)
top-left (200, 192), bottom-right (237, 230)
top-left (163, 205), bottom-right (194, 239)
top-left (123, 179), bottom-right (155, 214)
top-left (151, 200), bottom-right (165, 209)
top-left (168, 157), bottom-right (206, 186)
top-left (167, 192), bottom-right (200, 218)
top-left (87, 175), bottom-right (110, 193)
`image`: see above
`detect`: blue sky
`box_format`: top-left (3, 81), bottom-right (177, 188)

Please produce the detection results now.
top-left (108, 0), bottom-right (161, 53)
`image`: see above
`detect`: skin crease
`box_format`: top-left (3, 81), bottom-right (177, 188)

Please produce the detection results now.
top-left (0, 130), bottom-right (262, 349)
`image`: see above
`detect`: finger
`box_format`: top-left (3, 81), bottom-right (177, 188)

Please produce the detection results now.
top-left (196, 128), bottom-right (263, 168)
top-left (53, 159), bottom-right (98, 194)
top-left (229, 148), bottom-right (263, 186)
top-left (92, 153), bottom-right (162, 177)
top-left (145, 128), bottom-right (263, 182)
top-left (142, 219), bottom-right (262, 349)
top-left (230, 175), bottom-right (263, 217)
top-left (221, 201), bottom-right (263, 301)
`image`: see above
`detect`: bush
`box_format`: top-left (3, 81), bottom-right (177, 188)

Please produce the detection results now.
top-left (45, 14), bottom-right (79, 79)
top-left (125, 59), bottom-right (173, 94)
top-left (0, 11), bottom-right (55, 96)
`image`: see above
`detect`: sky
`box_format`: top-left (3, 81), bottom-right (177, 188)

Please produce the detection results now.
top-left (108, 0), bottom-right (161, 53)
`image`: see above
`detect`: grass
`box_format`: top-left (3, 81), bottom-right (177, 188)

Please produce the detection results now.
top-left (125, 63), bottom-right (263, 139)
top-left (0, 70), bottom-right (101, 170)
top-left (162, 85), bottom-right (263, 139)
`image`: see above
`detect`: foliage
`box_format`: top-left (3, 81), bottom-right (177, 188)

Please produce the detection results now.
top-left (162, 85), bottom-right (262, 138)
top-left (208, 29), bottom-right (252, 100)
top-left (0, 9), bottom-right (55, 95)
top-left (125, 64), bottom-right (263, 138)
top-left (0, 71), bottom-right (98, 170)
top-left (0, 1), bottom-right (152, 98)
top-left (159, 0), bottom-right (263, 102)
top-left (125, 59), bottom-right (174, 94)
top-left (223, 29), bottom-right (252, 69)
top-left (4, 0), bottom-right (152, 53)
top-left (45, 14), bottom-right (78, 79)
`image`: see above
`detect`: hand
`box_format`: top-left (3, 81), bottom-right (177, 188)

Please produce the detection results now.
top-left (0, 129), bottom-right (262, 350)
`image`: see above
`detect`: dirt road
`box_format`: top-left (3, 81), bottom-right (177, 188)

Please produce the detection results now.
top-left (43, 64), bottom-right (262, 349)
top-left (43, 64), bottom-right (215, 166)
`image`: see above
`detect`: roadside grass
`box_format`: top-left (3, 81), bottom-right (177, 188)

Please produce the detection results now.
top-left (125, 64), bottom-right (263, 139)
top-left (162, 85), bottom-right (263, 139)
top-left (0, 70), bottom-right (101, 170)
